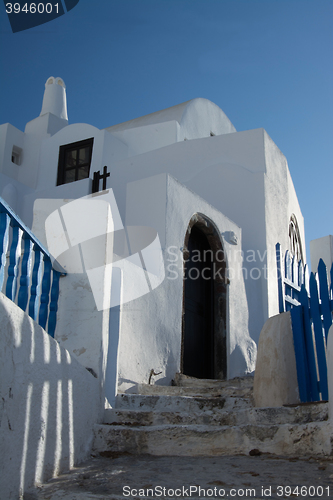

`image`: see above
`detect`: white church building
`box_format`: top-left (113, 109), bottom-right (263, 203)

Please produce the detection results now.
top-left (6, 76), bottom-right (330, 499)
top-left (0, 76), bottom-right (305, 403)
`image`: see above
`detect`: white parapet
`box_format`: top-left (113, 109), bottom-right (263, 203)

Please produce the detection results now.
top-left (0, 292), bottom-right (101, 499)
top-left (253, 312), bottom-right (300, 407)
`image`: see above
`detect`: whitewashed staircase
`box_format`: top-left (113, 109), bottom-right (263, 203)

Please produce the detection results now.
top-left (93, 375), bottom-right (331, 457)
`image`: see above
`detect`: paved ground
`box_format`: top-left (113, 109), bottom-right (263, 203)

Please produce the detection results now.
top-left (26, 452), bottom-right (333, 500)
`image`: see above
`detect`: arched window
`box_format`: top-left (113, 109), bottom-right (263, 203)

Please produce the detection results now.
top-left (289, 214), bottom-right (303, 263)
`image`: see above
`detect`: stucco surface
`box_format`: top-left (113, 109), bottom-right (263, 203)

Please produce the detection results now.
top-left (0, 89), bottom-right (306, 397)
top-left (264, 132), bottom-right (305, 320)
top-left (0, 293), bottom-right (101, 500)
top-left (1, 111), bottom-right (304, 350)
top-left (310, 235), bottom-right (333, 274)
top-left (115, 174), bottom-right (256, 393)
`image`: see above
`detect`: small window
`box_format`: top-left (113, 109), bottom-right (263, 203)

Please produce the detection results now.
top-left (57, 138), bottom-right (94, 186)
top-left (11, 146), bottom-right (22, 165)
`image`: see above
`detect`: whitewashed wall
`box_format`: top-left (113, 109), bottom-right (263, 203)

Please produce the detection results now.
top-left (30, 195), bottom-right (118, 406)
top-left (264, 131), bottom-right (305, 320)
top-left (310, 235), bottom-right (333, 275)
top-left (0, 94), bottom-right (305, 394)
top-left (0, 293), bottom-right (101, 500)
top-left (115, 173), bottom-right (256, 393)
top-left (105, 97), bottom-right (236, 157)
top-left (103, 125), bottom-right (305, 344)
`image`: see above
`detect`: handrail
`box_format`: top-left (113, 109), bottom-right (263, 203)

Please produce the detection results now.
top-left (0, 197), bottom-right (49, 254)
top-left (0, 197), bottom-right (61, 337)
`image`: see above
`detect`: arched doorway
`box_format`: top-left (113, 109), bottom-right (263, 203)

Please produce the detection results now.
top-left (181, 214), bottom-right (227, 380)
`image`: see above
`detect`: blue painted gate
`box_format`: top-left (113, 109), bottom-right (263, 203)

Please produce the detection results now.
top-left (276, 243), bottom-right (333, 402)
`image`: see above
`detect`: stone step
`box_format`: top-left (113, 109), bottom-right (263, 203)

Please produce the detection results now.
top-left (115, 393), bottom-right (253, 412)
top-left (135, 383), bottom-right (253, 397)
top-left (104, 402), bottom-right (329, 427)
top-left (173, 373), bottom-right (254, 390)
top-left (97, 377), bottom-right (330, 459)
top-left (93, 420), bottom-right (331, 457)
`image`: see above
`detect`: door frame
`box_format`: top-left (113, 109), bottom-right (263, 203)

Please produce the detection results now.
top-left (181, 213), bottom-right (228, 379)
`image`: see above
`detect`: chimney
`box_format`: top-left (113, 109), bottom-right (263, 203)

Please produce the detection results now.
top-left (40, 76), bottom-right (68, 121)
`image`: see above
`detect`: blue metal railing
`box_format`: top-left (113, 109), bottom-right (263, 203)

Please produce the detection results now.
top-left (0, 197), bottom-right (61, 337)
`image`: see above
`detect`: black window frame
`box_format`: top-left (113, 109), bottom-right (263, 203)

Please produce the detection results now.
top-left (57, 137), bottom-right (94, 186)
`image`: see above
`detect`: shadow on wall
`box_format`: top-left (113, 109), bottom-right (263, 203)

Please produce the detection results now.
top-left (0, 293), bottom-right (101, 500)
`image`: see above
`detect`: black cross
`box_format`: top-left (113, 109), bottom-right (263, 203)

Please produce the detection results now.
top-left (92, 166), bottom-right (110, 193)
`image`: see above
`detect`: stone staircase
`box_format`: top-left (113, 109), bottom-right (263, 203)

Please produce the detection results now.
top-left (93, 375), bottom-right (331, 457)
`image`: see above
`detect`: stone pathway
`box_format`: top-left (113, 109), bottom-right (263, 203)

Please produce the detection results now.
top-left (27, 452), bottom-right (333, 500)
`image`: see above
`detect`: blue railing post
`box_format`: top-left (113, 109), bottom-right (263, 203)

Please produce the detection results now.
top-left (299, 284), bottom-right (320, 401)
top-left (48, 270), bottom-right (61, 338)
top-left (6, 224), bottom-right (23, 301)
top-left (0, 211), bottom-right (10, 290)
top-left (29, 247), bottom-right (42, 321)
top-left (309, 273), bottom-right (328, 400)
top-left (18, 234), bottom-right (33, 312)
top-left (38, 255), bottom-right (52, 330)
top-left (0, 196), bottom-right (63, 337)
top-left (290, 305), bottom-right (311, 402)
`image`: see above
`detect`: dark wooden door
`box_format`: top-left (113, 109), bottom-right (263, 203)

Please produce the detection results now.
top-left (183, 226), bottom-right (214, 379)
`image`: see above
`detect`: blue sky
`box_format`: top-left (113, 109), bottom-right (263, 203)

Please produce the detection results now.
top-left (0, 0), bottom-right (332, 265)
